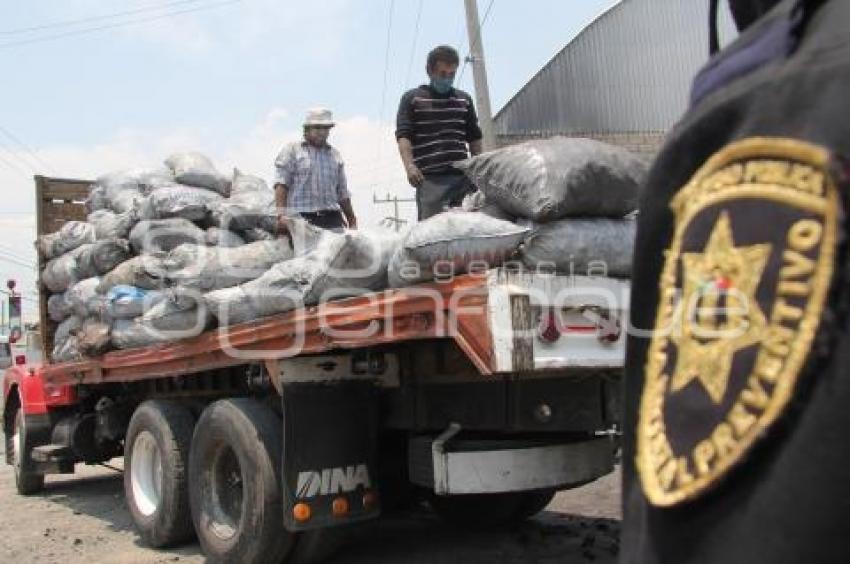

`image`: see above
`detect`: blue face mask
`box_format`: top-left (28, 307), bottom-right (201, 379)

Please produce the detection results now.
top-left (431, 76), bottom-right (454, 94)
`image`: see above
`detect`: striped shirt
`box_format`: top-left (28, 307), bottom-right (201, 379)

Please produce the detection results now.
top-left (396, 85), bottom-right (483, 174)
top-left (273, 141), bottom-right (350, 213)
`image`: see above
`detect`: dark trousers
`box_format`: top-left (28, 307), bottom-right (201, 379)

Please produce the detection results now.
top-left (416, 172), bottom-right (474, 220)
top-left (299, 209), bottom-right (346, 231)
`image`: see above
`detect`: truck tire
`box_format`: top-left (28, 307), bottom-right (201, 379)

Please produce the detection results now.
top-left (429, 488), bottom-right (557, 528)
top-left (10, 409), bottom-right (45, 495)
top-left (124, 400), bottom-right (196, 548)
top-left (189, 399), bottom-right (294, 564)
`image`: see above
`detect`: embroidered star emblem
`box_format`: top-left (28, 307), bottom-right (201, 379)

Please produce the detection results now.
top-left (670, 211), bottom-right (772, 403)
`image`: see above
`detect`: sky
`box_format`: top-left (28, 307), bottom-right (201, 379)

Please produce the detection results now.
top-left (0, 0), bottom-right (621, 319)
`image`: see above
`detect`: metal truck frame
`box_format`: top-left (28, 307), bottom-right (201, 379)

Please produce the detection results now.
top-left (2, 176), bottom-right (628, 563)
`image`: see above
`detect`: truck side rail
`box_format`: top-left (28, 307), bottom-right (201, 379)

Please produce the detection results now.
top-left (42, 275), bottom-right (493, 387)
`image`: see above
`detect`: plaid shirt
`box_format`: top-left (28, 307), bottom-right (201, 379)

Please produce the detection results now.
top-left (273, 141), bottom-right (350, 213)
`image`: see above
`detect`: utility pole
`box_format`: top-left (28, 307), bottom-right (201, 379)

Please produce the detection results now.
top-left (464, 0), bottom-right (497, 151)
top-left (373, 192), bottom-right (415, 231)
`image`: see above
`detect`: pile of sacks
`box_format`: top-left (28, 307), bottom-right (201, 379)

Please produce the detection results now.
top-left (388, 136), bottom-right (646, 286)
top-left (40, 152), bottom-right (294, 362)
top-left (41, 138), bottom-right (646, 363)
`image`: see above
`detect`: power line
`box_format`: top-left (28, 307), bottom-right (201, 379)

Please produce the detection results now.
top-left (374, 0), bottom-right (397, 193)
top-left (0, 0), bottom-right (209, 35)
top-left (403, 0), bottom-right (424, 88)
top-left (0, 244), bottom-right (36, 265)
top-left (378, 0), bottom-right (396, 124)
top-left (457, 0), bottom-right (495, 88)
top-left (0, 125), bottom-right (57, 174)
top-left (0, 245), bottom-right (36, 265)
top-left (0, 0), bottom-right (241, 49)
top-left (0, 254), bottom-right (37, 270)
top-left (0, 150), bottom-right (31, 179)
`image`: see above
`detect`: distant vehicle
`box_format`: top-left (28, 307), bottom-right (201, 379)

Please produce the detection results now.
top-left (0, 337), bottom-right (11, 370)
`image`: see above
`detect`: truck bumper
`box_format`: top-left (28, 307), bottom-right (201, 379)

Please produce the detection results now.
top-left (409, 429), bottom-right (615, 495)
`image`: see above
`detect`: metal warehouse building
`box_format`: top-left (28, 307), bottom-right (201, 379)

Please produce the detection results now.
top-left (493, 0), bottom-right (736, 160)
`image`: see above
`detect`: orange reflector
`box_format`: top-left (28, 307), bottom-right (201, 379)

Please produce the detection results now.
top-left (362, 491), bottom-right (378, 509)
top-left (293, 502), bottom-right (312, 522)
top-left (331, 497), bottom-right (350, 517)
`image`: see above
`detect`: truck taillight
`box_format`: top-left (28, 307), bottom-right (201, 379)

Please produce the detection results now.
top-left (537, 310), bottom-right (561, 343)
top-left (14, 355), bottom-right (26, 366)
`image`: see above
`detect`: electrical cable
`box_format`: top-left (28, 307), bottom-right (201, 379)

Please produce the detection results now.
top-left (374, 0), bottom-right (397, 192)
top-left (403, 0), bottom-right (424, 88)
top-left (0, 125), bottom-right (57, 174)
top-left (0, 0), bottom-right (241, 49)
top-left (0, 0), bottom-right (209, 35)
top-left (457, 0), bottom-right (495, 88)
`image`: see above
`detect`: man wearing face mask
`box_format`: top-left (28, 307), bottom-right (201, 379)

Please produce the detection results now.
top-left (396, 45), bottom-right (483, 220)
top-left (273, 108), bottom-right (357, 233)
top-left (621, 0), bottom-right (849, 563)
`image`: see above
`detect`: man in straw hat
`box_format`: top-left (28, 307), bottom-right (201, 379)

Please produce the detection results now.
top-left (274, 107), bottom-right (357, 233)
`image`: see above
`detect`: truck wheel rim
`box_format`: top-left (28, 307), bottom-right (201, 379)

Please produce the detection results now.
top-left (209, 445), bottom-right (243, 540)
top-left (131, 431), bottom-right (163, 517)
top-left (12, 415), bottom-right (22, 476)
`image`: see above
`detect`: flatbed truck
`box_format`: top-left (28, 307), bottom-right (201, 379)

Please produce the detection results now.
top-left (3, 176), bottom-right (628, 563)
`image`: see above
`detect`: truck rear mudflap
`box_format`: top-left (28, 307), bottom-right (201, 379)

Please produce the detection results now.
top-left (281, 380), bottom-right (381, 531)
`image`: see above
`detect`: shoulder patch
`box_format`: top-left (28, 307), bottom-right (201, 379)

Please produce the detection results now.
top-left (637, 137), bottom-right (840, 506)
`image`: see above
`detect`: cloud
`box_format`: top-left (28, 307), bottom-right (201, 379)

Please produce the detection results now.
top-left (0, 108), bottom-right (414, 321)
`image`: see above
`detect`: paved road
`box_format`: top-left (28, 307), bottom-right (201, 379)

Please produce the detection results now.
top-left (0, 446), bottom-right (621, 564)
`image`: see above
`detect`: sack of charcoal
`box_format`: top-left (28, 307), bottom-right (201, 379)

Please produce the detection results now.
top-left (453, 137), bottom-right (647, 222)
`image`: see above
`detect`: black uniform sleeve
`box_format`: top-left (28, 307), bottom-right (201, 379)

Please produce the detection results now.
top-left (395, 90), bottom-right (416, 141)
top-left (465, 93), bottom-right (483, 143)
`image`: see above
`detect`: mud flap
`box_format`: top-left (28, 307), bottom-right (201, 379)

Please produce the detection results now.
top-left (282, 380), bottom-right (381, 531)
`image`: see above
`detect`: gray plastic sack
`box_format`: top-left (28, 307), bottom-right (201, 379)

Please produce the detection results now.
top-left (36, 221), bottom-right (96, 260)
top-left (42, 254), bottom-right (81, 293)
top-left (164, 239), bottom-right (294, 292)
top-left (129, 218), bottom-right (206, 254)
top-left (453, 137), bottom-right (646, 222)
top-left (88, 209), bottom-right (138, 240)
top-left (52, 335), bottom-right (82, 363)
top-left (47, 292), bottom-right (72, 323)
top-left (520, 218), bottom-right (636, 278)
top-left (164, 152), bottom-right (230, 196)
top-left (85, 185), bottom-right (109, 213)
top-left (55, 315), bottom-right (83, 345)
top-left (97, 255), bottom-right (166, 294)
top-left (93, 170), bottom-right (143, 214)
top-left (461, 190), bottom-right (515, 222)
top-left (210, 169), bottom-right (275, 231)
top-left (387, 211), bottom-right (529, 287)
top-left (104, 286), bottom-right (166, 320)
top-left (112, 290), bottom-right (210, 349)
top-left (240, 227), bottom-right (275, 243)
top-left (205, 231), bottom-right (392, 324)
top-left (77, 318), bottom-right (111, 357)
top-left (205, 227), bottom-right (245, 248)
top-left (137, 184), bottom-right (223, 222)
top-left (67, 278), bottom-right (102, 318)
top-left (70, 240), bottom-right (133, 279)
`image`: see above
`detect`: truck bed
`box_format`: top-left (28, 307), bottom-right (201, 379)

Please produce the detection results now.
top-left (42, 269), bottom-right (630, 388)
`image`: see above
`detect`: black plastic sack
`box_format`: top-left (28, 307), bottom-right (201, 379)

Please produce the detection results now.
top-left (454, 137), bottom-right (646, 222)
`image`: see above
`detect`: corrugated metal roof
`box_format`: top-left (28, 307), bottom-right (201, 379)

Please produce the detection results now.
top-left (494, 0), bottom-right (736, 136)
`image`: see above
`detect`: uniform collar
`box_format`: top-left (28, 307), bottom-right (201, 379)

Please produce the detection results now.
top-left (690, 0), bottom-right (808, 108)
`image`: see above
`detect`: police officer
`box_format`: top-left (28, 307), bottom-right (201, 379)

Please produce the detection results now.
top-left (622, 1), bottom-right (850, 562)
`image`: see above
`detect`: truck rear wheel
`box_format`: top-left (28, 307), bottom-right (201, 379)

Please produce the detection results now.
top-left (124, 400), bottom-right (196, 547)
top-left (429, 488), bottom-right (556, 528)
top-left (10, 409), bottom-right (45, 495)
top-left (189, 399), bottom-right (294, 564)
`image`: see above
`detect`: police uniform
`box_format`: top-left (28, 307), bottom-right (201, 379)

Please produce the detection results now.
top-left (622, 0), bottom-right (850, 562)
